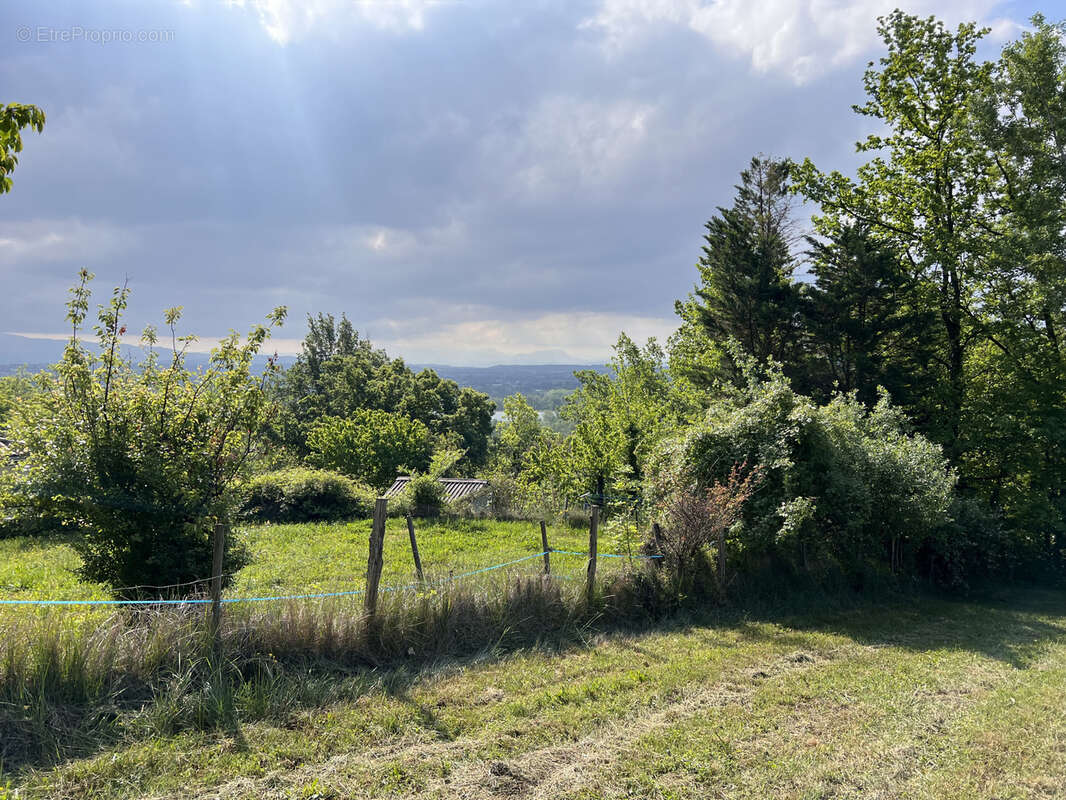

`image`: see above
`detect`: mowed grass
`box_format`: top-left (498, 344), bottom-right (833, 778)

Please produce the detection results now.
top-left (4, 588), bottom-right (1065, 799)
top-left (1, 516), bottom-right (625, 781)
top-left (3, 527), bottom-right (1065, 798)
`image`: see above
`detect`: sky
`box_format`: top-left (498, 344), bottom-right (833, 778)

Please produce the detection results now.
top-left (0, 0), bottom-right (1048, 365)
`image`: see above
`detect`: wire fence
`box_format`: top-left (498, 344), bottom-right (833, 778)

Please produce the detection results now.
top-left (0, 545), bottom-right (664, 608)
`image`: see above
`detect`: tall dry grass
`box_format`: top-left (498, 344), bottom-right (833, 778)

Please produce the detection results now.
top-left (0, 566), bottom-right (670, 773)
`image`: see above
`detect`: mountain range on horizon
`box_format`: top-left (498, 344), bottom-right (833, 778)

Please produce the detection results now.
top-left (0, 333), bottom-right (608, 371)
top-left (0, 333), bottom-right (607, 402)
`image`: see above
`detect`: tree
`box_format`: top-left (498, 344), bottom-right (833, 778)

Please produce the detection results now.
top-left (555, 334), bottom-right (696, 504)
top-left (4, 271), bottom-right (286, 594)
top-left (492, 393), bottom-right (548, 477)
top-left (676, 156), bottom-right (801, 380)
top-left (271, 313), bottom-right (493, 471)
top-left (0, 103), bottom-right (45, 194)
top-left (306, 409), bottom-right (431, 490)
top-left (788, 12), bottom-right (1066, 563)
top-left (793, 12), bottom-right (996, 461)
top-left (979, 14), bottom-right (1066, 363)
top-left (800, 225), bottom-right (941, 418)
top-left (964, 15), bottom-right (1066, 551)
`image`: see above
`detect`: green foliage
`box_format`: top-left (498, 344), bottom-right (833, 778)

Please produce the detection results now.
top-left (493, 335), bottom-right (699, 519)
top-left (240, 468), bottom-right (374, 523)
top-left (491, 393), bottom-right (552, 477)
top-left (787, 11), bottom-right (1066, 564)
top-left (799, 225), bottom-right (941, 415)
top-left (271, 313), bottom-right (493, 471)
top-left (401, 447), bottom-right (466, 518)
top-left (961, 15), bottom-right (1066, 565)
top-left (406, 473), bottom-right (445, 517)
top-left (654, 360), bottom-right (959, 584)
top-left (932, 495), bottom-right (1015, 587)
top-left (556, 334), bottom-right (697, 502)
top-left (0, 371), bottom-right (36, 430)
top-left (675, 155), bottom-right (801, 381)
top-left (958, 340), bottom-right (1066, 567)
top-left (0, 472), bottom-right (60, 540)
top-left (0, 103), bottom-right (45, 194)
top-left (428, 446), bottom-right (465, 479)
top-left (3, 271), bottom-right (286, 595)
top-left (306, 409), bottom-right (431, 490)
top-left (792, 11), bottom-right (995, 461)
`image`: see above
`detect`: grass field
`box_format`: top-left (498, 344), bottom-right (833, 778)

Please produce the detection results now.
top-left (0, 516), bottom-right (633, 607)
top-left (2, 523), bottom-right (1065, 798)
top-left (2, 588), bottom-right (1063, 799)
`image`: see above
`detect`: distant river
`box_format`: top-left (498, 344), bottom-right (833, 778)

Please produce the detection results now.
top-left (492, 410), bottom-right (548, 422)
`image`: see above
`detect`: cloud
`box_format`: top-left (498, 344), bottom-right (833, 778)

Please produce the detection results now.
top-left (367, 310), bottom-right (676, 363)
top-left (227, 0), bottom-right (453, 42)
top-left (8, 309), bottom-right (676, 366)
top-left (0, 0), bottom-right (1032, 366)
top-left (584, 0), bottom-right (1014, 83)
top-left (0, 220), bottom-right (137, 269)
top-left (480, 95), bottom-right (658, 201)
top-left (317, 219), bottom-right (468, 262)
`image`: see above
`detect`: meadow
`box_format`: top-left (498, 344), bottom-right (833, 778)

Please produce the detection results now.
top-left (0, 515), bottom-right (648, 779)
top-left (3, 520), bottom-right (1065, 799)
top-left (2, 581), bottom-right (1064, 799)
top-left (0, 516), bottom-right (626, 607)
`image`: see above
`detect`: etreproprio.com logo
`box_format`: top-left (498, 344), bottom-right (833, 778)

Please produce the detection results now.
top-left (16, 26), bottom-right (175, 44)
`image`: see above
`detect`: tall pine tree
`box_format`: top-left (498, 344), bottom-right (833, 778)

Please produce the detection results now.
top-left (800, 225), bottom-right (941, 419)
top-left (675, 156), bottom-right (800, 378)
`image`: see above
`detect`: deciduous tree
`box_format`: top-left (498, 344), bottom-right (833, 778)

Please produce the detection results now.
top-left (0, 102), bottom-right (44, 194)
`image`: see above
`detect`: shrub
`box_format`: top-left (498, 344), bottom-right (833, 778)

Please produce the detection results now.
top-left (406, 473), bottom-right (444, 517)
top-left (560, 507), bottom-right (592, 529)
top-left (385, 490), bottom-right (412, 518)
top-left (923, 496), bottom-right (1015, 588)
top-left (241, 468), bottom-right (374, 523)
top-left (306, 409), bottom-right (431, 490)
top-left (0, 500), bottom-right (64, 539)
top-left (653, 463), bottom-right (763, 595)
top-left (651, 363), bottom-right (957, 584)
top-left (3, 271), bottom-right (286, 595)
top-left (481, 473), bottom-right (520, 517)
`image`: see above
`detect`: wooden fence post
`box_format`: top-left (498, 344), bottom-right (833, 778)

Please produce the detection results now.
top-left (586, 506), bottom-right (599, 600)
top-left (540, 520), bottom-right (551, 575)
top-left (651, 522), bottom-right (665, 570)
top-left (365, 498), bottom-right (388, 617)
top-left (406, 512), bottom-right (425, 583)
top-left (717, 525), bottom-right (726, 589)
top-left (210, 520), bottom-right (226, 653)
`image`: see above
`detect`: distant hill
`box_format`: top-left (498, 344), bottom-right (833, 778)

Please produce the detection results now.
top-left (0, 334), bottom-right (66, 366)
top-left (0, 363), bottom-right (50, 377)
top-left (0, 348), bottom-right (298, 378)
top-left (0, 332), bottom-right (604, 408)
top-left (411, 363), bottom-right (607, 409)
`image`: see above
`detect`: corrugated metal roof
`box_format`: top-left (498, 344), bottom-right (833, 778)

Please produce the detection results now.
top-left (385, 476), bottom-right (490, 501)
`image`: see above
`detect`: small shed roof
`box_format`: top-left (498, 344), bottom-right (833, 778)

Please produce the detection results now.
top-left (385, 476), bottom-right (490, 502)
